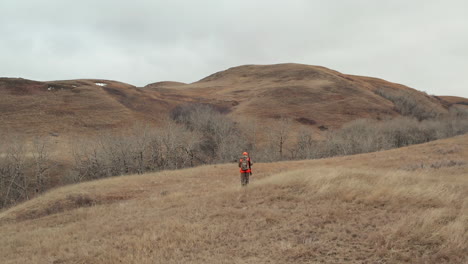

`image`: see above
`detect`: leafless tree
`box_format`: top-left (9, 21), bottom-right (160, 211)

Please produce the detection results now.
top-left (295, 127), bottom-right (317, 159)
top-left (0, 136), bottom-right (29, 207)
top-left (170, 103), bottom-right (248, 163)
top-left (374, 88), bottom-right (439, 120)
top-left (266, 117), bottom-right (292, 160)
top-left (130, 123), bottom-right (154, 174)
top-left (159, 120), bottom-right (202, 169)
top-left (31, 136), bottom-right (52, 193)
top-left (238, 118), bottom-right (259, 157)
top-left (70, 137), bottom-right (108, 182)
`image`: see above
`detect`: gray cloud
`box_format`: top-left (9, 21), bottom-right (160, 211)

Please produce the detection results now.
top-left (1, 0), bottom-right (467, 97)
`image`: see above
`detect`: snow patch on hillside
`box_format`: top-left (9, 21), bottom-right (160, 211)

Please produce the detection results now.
top-left (95, 83), bottom-right (107, 87)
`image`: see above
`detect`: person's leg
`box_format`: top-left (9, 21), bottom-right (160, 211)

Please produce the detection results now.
top-left (245, 172), bottom-right (249, 185)
top-left (241, 172), bottom-right (248, 186)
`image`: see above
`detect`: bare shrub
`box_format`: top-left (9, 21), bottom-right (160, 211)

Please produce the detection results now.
top-left (401, 160), bottom-right (467, 171)
top-left (375, 88), bottom-right (439, 120)
top-left (95, 123), bottom-right (158, 176)
top-left (294, 127), bottom-right (320, 159)
top-left (31, 137), bottom-right (53, 193)
top-left (70, 138), bottom-right (109, 182)
top-left (170, 103), bottom-right (229, 124)
top-left (0, 135), bottom-right (55, 208)
top-left (69, 121), bottom-right (204, 182)
top-left (171, 103), bottom-right (248, 163)
top-left (379, 118), bottom-right (439, 148)
top-left (70, 129), bottom-right (148, 182)
top-left (0, 136), bottom-right (30, 207)
top-left (449, 105), bottom-right (468, 118)
top-left (322, 112), bottom-right (468, 158)
top-left (154, 120), bottom-right (202, 169)
top-left (429, 159), bottom-right (466, 169)
top-left (325, 119), bottom-right (382, 156)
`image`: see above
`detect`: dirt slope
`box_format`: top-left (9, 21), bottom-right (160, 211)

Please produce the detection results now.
top-left (1, 134), bottom-right (467, 263)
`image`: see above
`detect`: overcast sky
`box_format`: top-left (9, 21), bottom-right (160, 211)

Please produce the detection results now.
top-left (1, 0), bottom-right (467, 97)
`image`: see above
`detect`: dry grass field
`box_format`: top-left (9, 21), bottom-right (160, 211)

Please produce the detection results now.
top-left (1, 134), bottom-right (467, 264)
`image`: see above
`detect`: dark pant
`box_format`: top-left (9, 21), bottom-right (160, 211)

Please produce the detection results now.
top-left (241, 172), bottom-right (250, 186)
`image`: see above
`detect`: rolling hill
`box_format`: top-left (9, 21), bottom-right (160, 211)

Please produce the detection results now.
top-left (1, 63), bottom-right (463, 138)
top-left (146, 63), bottom-right (451, 128)
top-left (0, 78), bottom-right (171, 137)
top-left (1, 134), bottom-right (466, 263)
top-left (437, 95), bottom-right (468, 109)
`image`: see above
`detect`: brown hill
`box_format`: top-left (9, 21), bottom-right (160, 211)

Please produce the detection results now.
top-left (146, 63), bottom-right (450, 129)
top-left (0, 78), bottom-right (174, 137)
top-left (437, 96), bottom-right (468, 108)
top-left (0, 64), bottom-right (462, 137)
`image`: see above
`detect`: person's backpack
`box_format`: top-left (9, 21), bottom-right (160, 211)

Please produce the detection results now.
top-left (240, 157), bottom-right (250, 171)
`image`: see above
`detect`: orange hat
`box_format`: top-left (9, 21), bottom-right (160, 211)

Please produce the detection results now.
top-left (242, 152), bottom-right (248, 156)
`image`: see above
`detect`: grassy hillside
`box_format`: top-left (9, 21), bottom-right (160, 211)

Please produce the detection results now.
top-left (438, 96), bottom-right (468, 108)
top-left (151, 63), bottom-right (449, 129)
top-left (1, 63), bottom-right (459, 138)
top-left (0, 78), bottom-right (174, 137)
top-left (1, 134), bottom-right (467, 263)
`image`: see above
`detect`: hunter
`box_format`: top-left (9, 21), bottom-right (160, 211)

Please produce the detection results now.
top-left (239, 152), bottom-right (253, 187)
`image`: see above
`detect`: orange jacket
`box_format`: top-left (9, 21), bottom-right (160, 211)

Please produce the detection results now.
top-left (239, 157), bottom-right (252, 173)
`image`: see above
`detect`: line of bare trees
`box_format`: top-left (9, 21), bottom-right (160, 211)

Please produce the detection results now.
top-left (374, 88), bottom-right (440, 120)
top-left (69, 121), bottom-right (202, 182)
top-left (69, 104), bottom-right (251, 183)
top-left (292, 106), bottom-right (468, 159)
top-left (70, 103), bottom-right (468, 177)
top-left (1, 103), bottom-right (467, 209)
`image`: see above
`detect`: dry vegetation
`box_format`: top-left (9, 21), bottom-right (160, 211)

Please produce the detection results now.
top-left (2, 104), bottom-right (467, 209)
top-left (374, 87), bottom-right (440, 120)
top-left (0, 134), bottom-right (467, 263)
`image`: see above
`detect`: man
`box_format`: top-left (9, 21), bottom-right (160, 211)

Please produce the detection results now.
top-left (238, 152), bottom-right (253, 187)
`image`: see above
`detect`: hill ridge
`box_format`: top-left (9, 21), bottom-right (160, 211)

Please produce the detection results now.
top-left (1, 63), bottom-right (466, 136)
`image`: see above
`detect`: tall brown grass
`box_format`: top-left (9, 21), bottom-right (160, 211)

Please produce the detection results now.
top-left (1, 134), bottom-right (467, 263)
